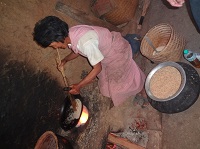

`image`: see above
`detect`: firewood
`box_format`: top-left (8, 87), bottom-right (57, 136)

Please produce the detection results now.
top-left (108, 133), bottom-right (145, 149)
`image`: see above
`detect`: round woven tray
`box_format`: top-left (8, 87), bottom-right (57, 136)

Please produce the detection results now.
top-left (102, 0), bottom-right (139, 26)
top-left (34, 131), bottom-right (58, 149)
top-left (140, 23), bottom-right (186, 63)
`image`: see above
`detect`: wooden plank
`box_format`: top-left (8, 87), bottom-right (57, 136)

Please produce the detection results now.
top-left (55, 1), bottom-right (122, 32)
top-left (137, 0), bottom-right (151, 29)
top-left (108, 133), bottom-right (145, 149)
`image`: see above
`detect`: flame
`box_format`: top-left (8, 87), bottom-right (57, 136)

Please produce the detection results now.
top-left (76, 105), bottom-right (89, 127)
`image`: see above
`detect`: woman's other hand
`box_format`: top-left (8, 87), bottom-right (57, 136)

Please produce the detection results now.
top-left (57, 52), bottom-right (79, 72)
top-left (69, 84), bottom-right (81, 94)
top-left (57, 58), bottom-right (67, 72)
top-left (167, 0), bottom-right (185, 7)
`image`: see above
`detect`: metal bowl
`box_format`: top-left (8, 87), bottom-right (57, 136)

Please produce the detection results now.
top-left (145, 61), bottom-right (186, 102)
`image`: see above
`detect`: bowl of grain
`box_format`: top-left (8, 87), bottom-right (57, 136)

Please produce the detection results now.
top-left (145, 62), bottom-right (200, 113)
top-left (145, 61), bottom-right (186, 101)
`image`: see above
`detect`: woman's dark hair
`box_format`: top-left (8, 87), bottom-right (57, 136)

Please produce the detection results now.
top-left (33, 16), bottom-right (69, 48)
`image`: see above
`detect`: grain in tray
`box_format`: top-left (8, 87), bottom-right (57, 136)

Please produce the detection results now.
top-left (150, 66), bottom-right (182, 99)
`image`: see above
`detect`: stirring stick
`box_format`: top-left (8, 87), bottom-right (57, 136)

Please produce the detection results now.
top-left (56, 48), bottom-right (77, 111)
top-left (56, 50), bottom-right (68, 87)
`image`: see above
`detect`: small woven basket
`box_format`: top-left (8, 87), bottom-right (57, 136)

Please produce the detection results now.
top-left (140, 23), bottom-right (186, 63)
top-left (102, 0), bottom-right (139, 26)
top-left (34, 131), bottom-right (58, 149)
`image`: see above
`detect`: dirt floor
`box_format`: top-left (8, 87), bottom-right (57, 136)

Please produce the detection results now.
top-left (0, 0), bottom-right (200, 149)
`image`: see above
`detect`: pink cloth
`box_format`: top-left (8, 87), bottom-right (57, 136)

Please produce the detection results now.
top-left (69, 25), bottom-right (146, 106)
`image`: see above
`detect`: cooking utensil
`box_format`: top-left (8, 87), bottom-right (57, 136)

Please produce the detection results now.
top-left (56, 48), bottom-right (77, 111)
top-left (60, 94), bottom-right (83, 131)
top-left (144, 36), bottom-right (159, 53)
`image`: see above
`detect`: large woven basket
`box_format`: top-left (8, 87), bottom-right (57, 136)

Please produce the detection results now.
top-left (102, 0), bottom-right (139, 26)
top-left (140, 23), bottom-right (186, 63)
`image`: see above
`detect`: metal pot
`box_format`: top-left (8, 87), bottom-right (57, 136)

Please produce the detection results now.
top-left (145, 62), bottom-right (200, 113)
top-left (60, 94), bottom-right (83, 131)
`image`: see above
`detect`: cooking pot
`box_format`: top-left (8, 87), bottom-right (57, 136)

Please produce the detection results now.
top-left (145, 62), bottom-right (200, 113)
top-left (60, 93), bottom-right (83, 131)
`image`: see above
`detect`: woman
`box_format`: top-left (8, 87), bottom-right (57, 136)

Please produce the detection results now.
top-left (33, 16), bottom-right (146, 107)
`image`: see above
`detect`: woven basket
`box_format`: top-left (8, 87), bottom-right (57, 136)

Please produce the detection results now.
top-left (34, 131), bottom-right (58, 149)
top-left (102, 0), bottom-right (139, 26)
top-left (140, 23), bottom-right (186, 63)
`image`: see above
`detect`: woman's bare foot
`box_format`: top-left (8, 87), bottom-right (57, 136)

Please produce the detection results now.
top-left (139, 87), bottom-right (148, 99)
top-left (134, 87), bottom-right (149, 107)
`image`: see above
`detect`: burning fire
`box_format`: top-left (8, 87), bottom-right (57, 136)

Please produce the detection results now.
top-left (76, 105), bottom-right (89, 127)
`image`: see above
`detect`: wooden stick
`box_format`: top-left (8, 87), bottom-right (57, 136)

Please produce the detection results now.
top-left (56, 49), bottom-right (69, 87)
top-left (137, 0), bottom-right (151, 30)
top-left (108, 133), bottom-right (145, 149)
top-left (56, 48), bottom-right (77, 111)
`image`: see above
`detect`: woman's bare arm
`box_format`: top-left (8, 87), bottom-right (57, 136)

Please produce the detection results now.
top-left (69, 62), bottom-right (102, 94)
top-left (167, 0), bottom-right (185, 7)
top-left (59, 51), bottom-right (79, 67)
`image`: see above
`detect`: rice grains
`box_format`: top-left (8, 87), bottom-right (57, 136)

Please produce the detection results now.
top-left (150, 66), bottom-right (182, 99)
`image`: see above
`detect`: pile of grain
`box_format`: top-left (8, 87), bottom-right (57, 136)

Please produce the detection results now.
top-left (150, 66), bottom-right (182, 99)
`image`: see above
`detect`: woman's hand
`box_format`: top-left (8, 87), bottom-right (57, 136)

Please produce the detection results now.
top-left (167, 0), bottom-right (185, 7)
top-left (68, 62), bottom-right (102, 94)
top-left (57, 52), bottom-right (79, 71)
top-left (57, 58), bottom-right (67, 72)
top-left (69, 84), bottom-right (81, 94)
top-left (58, 58), bottom-right (67, 71)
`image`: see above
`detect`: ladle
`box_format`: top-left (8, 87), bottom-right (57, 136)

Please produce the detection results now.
top-left (144, 36), bottom-right (159, 53)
